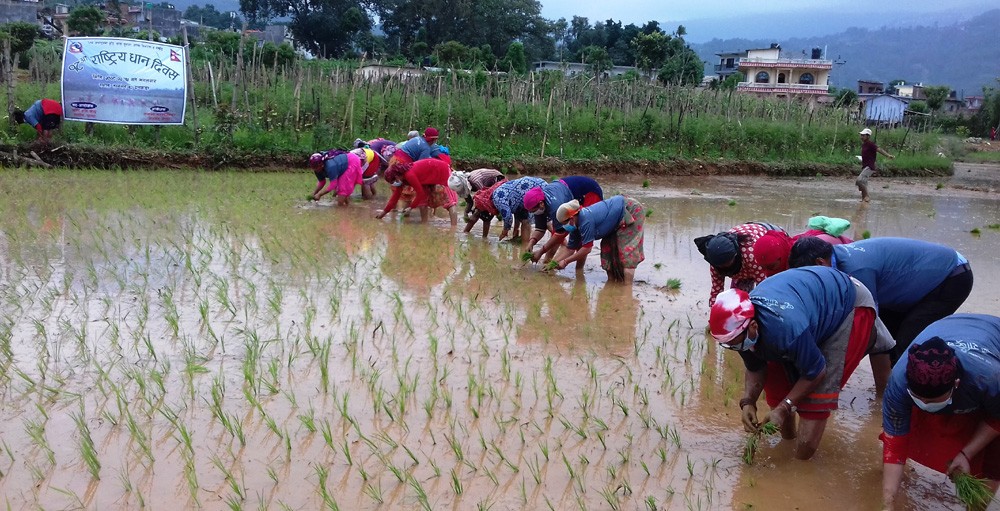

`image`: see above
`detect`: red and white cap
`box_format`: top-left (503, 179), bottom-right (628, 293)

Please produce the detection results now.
top-left (709, 289), bottom-right (755, 343)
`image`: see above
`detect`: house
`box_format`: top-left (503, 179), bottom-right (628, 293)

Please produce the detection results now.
top-left (714, 51), bottom-right (742, 81)
top-left (126, 3), bottom-right (180, 38)
top-left (964, 96), bottom-right (983, 112)
top-left (895, 83), bottom-right (924, 99)
top-left (857, 80), bottom-right (884, 94)
top-left (0, 0), bottom-right (40, 24)
top-left (531, 61), bottom-right (654, 80)
top-left (860, 93), bottom-right (908, 125)
top-left (736, 44), bottom-right (832, 98)
top-left (357, 64), bottom-right (425, 81)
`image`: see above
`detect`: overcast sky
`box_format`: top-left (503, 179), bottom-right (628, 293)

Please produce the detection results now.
top-left (540, 0), bottom-right (998, 41)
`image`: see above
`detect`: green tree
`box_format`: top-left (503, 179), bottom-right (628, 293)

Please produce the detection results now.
top-left (239, 0), bottom-right (370, 58)
top-left (908, 101), bottom-right (929, 114)
top-left (67, 6), bottom-right (105, 36)
top-left (719, 71), bottom-right (744, 91)
top-left (923, 85), bottom-right (951, 113)
top-left (656, 29), bottom-right (702, 86)
top-left (502, 42), bottom-right (527, 74)
top-left (631, 31), bottom-right (668, 75)
top-left (833, 87), bottom-right (859, 107)
top-left (0, 22), bottom-right (40, 56)
top-left (434, 40), bottom-right (473, 68)
top-left (580, 45), bottom-right (612, 77)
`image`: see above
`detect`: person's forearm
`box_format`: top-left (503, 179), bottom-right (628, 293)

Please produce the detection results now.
top-left (559, 246), bottom-right (590, 267)
top-left (882, 462), bottom-right (905, 507)
top-left (312, 181), bottom-right (326, 196)
top-left (463, 217), bottom-right (477, 234)
top-left (961, 422), bottom-right (1000, 458)
top-left (527, 229), bottom-right (545, 248)
top-left (382, 187), bottom-right (402, 213)
top-left (539, 232), bottom-right (566, 254)
top-left (784, 368), bottom-right (826, 405)
top-left (742, 368), bottom-right (766, 404)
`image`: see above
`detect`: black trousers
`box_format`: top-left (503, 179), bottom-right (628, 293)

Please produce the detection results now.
top-left (881, 267), bottom-right (974, 365)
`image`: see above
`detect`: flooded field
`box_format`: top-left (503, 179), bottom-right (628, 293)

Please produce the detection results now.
top-left (1, 166), bottom-right (998, 510)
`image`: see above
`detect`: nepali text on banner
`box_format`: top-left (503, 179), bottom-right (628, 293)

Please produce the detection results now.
top-left (60, 37), bottom-right (187, 125)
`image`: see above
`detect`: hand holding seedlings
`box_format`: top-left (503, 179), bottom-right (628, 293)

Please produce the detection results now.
top-left (742, 422), bottom-right (779, 465)
top-left (520, 251), bottom-right (534, 263)
top-left (952, 471), bottom-right (994, 509)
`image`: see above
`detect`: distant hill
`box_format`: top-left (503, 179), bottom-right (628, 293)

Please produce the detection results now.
top-left (692, 9), bottom-right (1000, 97)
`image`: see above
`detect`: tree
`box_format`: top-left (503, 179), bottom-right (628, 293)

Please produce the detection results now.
top-left (833, 87), bottom-right (859, 107)
top-left (580, 45), bottom-right (611, 77)
top-left (631, 31), bottom-right (668, 75)
top-left (502, 42), bottom-right (527, 74)
top-left (434, 40), bottom-right (473, 68)
top-left (720, 71), bottom-right (743, 91)
top-left (923, 85), bottom-right (951, 113)
top-left (67, 6), bottom-right (105, 36)
top-left (0, 23), bottom-right (40, 56)
top-left (656, 27), bottom-right (702, 86)
top-left (240, 0), bottom-right (370, 58)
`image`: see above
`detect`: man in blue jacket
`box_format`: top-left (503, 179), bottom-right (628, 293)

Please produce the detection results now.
top-left (788, 237), bottom-right (973, 365)
top-left (710, 266), bottom-right (894, 460)
top-left (880, 314), bottom-right (1000, 509)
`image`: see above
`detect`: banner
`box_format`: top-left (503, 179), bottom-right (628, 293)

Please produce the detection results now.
top-left (60, 37), bottom-right (187, 125)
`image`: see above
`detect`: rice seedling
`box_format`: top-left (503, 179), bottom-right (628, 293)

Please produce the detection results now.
top-left (742, 422), bottom-right (780, 465)
top-left (953, 472), bottom-right (995, 509)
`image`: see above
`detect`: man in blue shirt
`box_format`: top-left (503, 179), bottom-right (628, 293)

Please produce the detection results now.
top-left (709, 266), bottom-right (894, 460)
top-left (788, 237), bottom-right (973, 365)
top-left (881, 314), bottom-right (1000, 509)
top-left (552, 196), bottom-right (645, 282)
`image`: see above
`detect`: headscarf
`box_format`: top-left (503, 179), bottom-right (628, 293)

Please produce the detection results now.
top-left (523, 187), bottom-right (545, 211)
top-left (753, 230), bottom-right (795, 276)
top-left (384, 162), bottom-right (412, 184)
top-left (309, 153), bottom-right (325, 171)
top-left (449, 171), bottom-right (471, 197)
top-left (556, 199), bottom-right (581, 223)
top-left (906, 337), bottom-right (960, 398)
top-left (709, 289), bottom-right (755, 343)
top-left (473, 180), bottom-right (504, 216)
top-left (694, 232), bottom-right (742, 275)
top-left (807, 216), bottom-right (851, 236)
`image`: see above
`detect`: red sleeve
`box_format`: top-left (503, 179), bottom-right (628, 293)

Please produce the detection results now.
top-left (880, 431), bottom-right (909, 465)
top-left (709, 267), bottom-right (724, 306)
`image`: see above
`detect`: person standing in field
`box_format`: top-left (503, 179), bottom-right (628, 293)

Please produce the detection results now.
top-left (709, 267), bottom-right (894, 460)
top-left (856, 128), bottom-right (895, 202)
top-left (694, 222), bottom-right (786, 306)
top-left (552, 196), bottom-right (646, 283)
top-left (13, 99), bottom-right (62, 141)
top-left (881, 314), bottom-right (1000, 510)
top-left (309, 150), bottom-right (363, 206)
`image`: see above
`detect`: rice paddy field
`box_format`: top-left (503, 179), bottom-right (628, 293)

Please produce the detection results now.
top-left (1, 166), bottom-right (999, 510)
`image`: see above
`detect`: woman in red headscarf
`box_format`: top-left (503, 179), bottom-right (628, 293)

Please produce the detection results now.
top-left (375, 156), bottom-right (457, 225)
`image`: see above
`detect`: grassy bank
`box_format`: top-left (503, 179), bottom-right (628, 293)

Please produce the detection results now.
top-left (5, 61), bottom-right (952, 174)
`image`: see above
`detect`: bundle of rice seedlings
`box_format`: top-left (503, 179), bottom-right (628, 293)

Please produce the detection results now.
top-left (544, 261), bottom-right (560, 271)
top-left (742, 422), bottom-right (780, 466)
top-left (520, 251), bottom-right (533, 262)
top-left (953, 472), bottom-right (994, 509)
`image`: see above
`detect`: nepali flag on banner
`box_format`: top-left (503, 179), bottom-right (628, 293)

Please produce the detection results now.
top-left (170, 49), bottom-right (181, 62)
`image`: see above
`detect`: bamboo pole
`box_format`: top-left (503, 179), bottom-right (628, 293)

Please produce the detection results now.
top-left (182, 26), bottom-right (200, 146)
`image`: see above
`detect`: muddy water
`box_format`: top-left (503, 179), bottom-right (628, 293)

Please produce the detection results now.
top-left (0, 167), bottom-right (998, 510)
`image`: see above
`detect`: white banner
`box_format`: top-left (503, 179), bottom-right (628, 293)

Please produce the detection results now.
top-left (60, 37), bottom-right (187, 125)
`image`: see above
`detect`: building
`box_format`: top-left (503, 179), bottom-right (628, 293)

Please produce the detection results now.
top-left (964, 96), bottom-right (983, 112)
top-left (860, 93), bottom-right (908, 125)
top-left (357, 64), bottom-right (426, 81)
top-left (736, 44), bottom-right (832, 98)
top-left (714, 51), bottom-right (742, 81)
top-left (531, 61), bottom-right (654, 80)
top-left (894, 83), bottom-right (924, 100)
top-left (857, 80), bottom-right (884, 94)
top-left (126, 3), bottom-right (180, 38)
top-left (0, 0), bottom-right (40, 24)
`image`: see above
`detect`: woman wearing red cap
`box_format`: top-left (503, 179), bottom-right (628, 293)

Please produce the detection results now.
top-left (881, 314), bottom-right (1000, 509)
top-left (709, 266), bottom-right (894, 460)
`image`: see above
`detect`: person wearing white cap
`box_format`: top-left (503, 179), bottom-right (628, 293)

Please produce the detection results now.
top-left (857, 127), bottom-right (895, 202)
